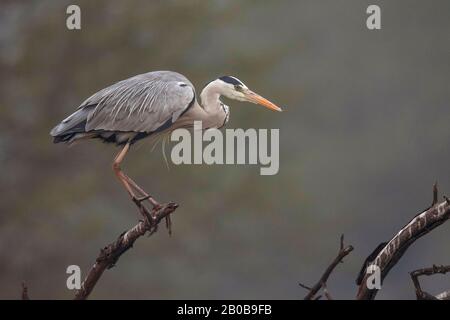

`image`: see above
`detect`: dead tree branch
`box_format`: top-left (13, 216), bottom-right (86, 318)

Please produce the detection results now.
top-left (322, 282), bottom-right (333, 300)
top-left (300, 234), bottom-right (353, 300)
top-left (356, 184), bottom-right (450, 300)
top-left (74, 201), bottom-right (178, 300)
top-left (436, 291), bottom-right (450, 300)
top-left (21, 282), bottom-right (29, 300)
top-left (410, 265), bottom-right (450, 300)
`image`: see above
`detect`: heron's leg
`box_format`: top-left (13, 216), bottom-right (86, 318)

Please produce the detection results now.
top-left (112, 143), bottom-right (157, 206)
top-left (112, 143), bottom-right (171, 233)
top-left (112, 143), bottom-right (152, 219)
top-left (112, 142), bottom-right (136, 198)
top-left (121, 175), bottom-right (160, 208)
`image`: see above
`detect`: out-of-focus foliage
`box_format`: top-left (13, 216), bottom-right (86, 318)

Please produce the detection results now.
top-left (0, 0), bottom-right (449, 299)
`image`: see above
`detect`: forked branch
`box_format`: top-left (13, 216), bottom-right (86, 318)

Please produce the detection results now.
top-left (300, 235), bottom-right (354, 300)
top-left (410, 265), bottom-right (450, 300)
top-left (356, 184), bottom-right (450, 300)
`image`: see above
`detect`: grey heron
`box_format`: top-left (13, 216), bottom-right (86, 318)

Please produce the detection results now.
top-left (50, 71), bottom-right (282, 218)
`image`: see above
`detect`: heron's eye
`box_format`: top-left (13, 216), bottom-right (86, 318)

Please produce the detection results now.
top-left (234, 85), bottom-right (242, 91)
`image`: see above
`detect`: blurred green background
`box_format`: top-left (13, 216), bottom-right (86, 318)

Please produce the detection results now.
top-left (0, 0), bottom-right (449, 299)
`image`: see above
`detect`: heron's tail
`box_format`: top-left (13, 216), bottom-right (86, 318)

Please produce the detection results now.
top-left (50, 106), bottom-right (93, 144)
top-left (52, 133), bottom-right (76, 144)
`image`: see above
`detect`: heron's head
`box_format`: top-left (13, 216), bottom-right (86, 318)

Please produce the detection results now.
top-left (213, 76), bottom-right (282, 112)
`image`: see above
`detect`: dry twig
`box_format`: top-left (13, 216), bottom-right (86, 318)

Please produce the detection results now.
top-left (21, 282), bottom-right (29, 300)
top-left (300, 234), bottom-right (353, 300)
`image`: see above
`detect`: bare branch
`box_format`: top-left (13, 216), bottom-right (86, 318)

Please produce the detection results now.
top-left (444, 196), bottom-right (450, 205)
top-left (74, 201), bottom-right (178, 300)
top-left (322, 282), bottom-right (333, 300)
top-left (436, 291), bottom-right (450, 300)
top-left (410, 265), bottom-right (450, 300)
top-left (303, 234), bottom-right (353, 300)
top-left (432, 182), bottom-right (438, 206)
top-left (21, 282), bottom-right (29, 300)
top-left (356, 185), bottom-right (450, 300)
top-left (298, 282), bottom-right (312, 291)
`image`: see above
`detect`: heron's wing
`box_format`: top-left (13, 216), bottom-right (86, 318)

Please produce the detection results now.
top-left (81, 71), bottom-right (195, 133)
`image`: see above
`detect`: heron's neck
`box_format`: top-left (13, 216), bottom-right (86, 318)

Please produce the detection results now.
top-left (199, 82), bottom-right (224, 115)
top-left (193, 81), bottom-right (229, 128)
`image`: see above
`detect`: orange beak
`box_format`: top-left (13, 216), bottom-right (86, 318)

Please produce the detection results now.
top-left (244, 90), bottom-right (283, 112)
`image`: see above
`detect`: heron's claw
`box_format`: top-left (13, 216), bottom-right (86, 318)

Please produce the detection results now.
top-left (131, 197), bottom-right (153, 224)
top-left (132, 196), bottom-right (173, 236)
top-left (132, 195), bottom-right (151, 205)
top-left (132, 195), bottom-right (161, 211)
top-left (148, 224), bottom-right (158, 236)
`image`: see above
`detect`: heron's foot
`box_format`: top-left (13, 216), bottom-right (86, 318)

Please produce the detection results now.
top-left (134, 195), bottom-right (152, 202)
top-left (132, 196), bottom-right (174, 236)
top-left (133, 195), bottom-right (158, 207)
top-left (131, 195), bottom-right (147, 211)
top-left (146, 207), bottom-right (172, 237)
top-left (131, 196), bottom-right (153, 224)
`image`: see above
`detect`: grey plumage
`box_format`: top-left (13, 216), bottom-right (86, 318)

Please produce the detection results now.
top-left (51, 71), bottom-right (196, 145)
top-left (51, 70), bottom-right (281, 146)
